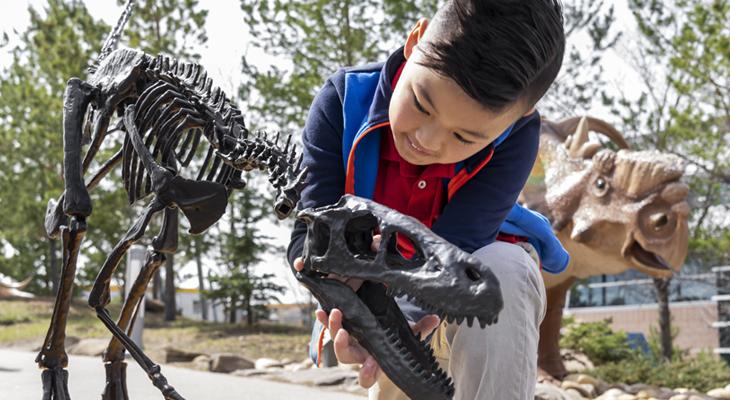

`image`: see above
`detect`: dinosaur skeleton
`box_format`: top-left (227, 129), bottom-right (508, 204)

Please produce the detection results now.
top-left (39, 2), bottom-right (503, 399)
top-left (36, 2), bottom-right (306, 399)
top-left (295, 195), bottom-right (504, 400)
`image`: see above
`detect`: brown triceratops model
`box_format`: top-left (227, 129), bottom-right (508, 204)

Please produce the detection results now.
top-left (521, 116), bottom-right (691, 379)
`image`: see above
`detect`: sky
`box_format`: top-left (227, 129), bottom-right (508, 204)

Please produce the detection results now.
top-left (0, 0), bottom-right (647, 304)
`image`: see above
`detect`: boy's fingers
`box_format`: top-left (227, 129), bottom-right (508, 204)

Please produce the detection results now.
top-left (293, 257), bottom-right (304, 272)
top-left (410, 314), bottom-right (441, 337)
top-left (329, 309), bottom-right (343, 339)
top-left (333, 328), bottom-right (370, 364)
top-left (371, 234), bottom-right (382, 252)
top-left (358, 355), bottom-right (381, 388)
top-left (315, 309), bottom-right (328, 328)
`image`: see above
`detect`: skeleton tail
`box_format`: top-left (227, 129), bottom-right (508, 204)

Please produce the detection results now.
top-left (88, 0), bottom-right (136, 74)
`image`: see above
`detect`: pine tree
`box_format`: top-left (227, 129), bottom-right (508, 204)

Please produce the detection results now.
top-left (0, 0), bottom-right (107, 294)
top-left (610, 0), bottom-right (730, 360)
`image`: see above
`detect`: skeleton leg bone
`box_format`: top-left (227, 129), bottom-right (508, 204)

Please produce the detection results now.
top-left (36, 218), bottom-right (86, 400)
top-left (101, 208), bottom-right (177, 400)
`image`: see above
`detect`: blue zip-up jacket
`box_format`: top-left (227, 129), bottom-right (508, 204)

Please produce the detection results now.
top-left (288, 47), bottom-right (569, 366)
top-left (287, 47), bottom-right (568, 273)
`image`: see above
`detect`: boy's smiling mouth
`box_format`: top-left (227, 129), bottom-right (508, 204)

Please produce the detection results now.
top-left (403, 133), bottom-right (437, 159)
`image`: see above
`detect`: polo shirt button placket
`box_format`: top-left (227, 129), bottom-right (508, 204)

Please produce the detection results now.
top-left (417, 180), bottom-right (427, 189)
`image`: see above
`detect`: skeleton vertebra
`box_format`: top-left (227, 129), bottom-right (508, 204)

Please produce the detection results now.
top-left (37, 2), bottom-right (306, 399)
top-left (295, 195), bottom-right (503, 400)
top-left (521, 116), bottom-right (690, 378)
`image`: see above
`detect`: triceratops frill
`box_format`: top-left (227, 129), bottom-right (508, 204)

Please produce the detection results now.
top-left (294, 195), bottom-right (503, 400)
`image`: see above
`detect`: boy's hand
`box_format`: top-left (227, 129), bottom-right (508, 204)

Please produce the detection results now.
top-left (318, 308), bottom-right (440, 388)
top-left (292, 235), bottom-right (382, 292)
top-left (293, 233), bottom-right (440, 388)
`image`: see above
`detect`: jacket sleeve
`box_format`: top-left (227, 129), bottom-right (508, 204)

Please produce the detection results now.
top-left (287, 74), bottom-right (346, 267)
top-left (431, 112), bottom-right (541, 253)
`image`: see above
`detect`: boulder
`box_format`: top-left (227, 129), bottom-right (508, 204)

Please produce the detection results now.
top-left (210, 353), bottom-right (254, 373)
top-left (162, 346), bottom-right (206, 363)
top-left (255, 358), bottom-right (284, 370)
top-left (67, 338), bottom-right (109, 357)
top-left (535, 382), bottom-right (572, 400)
top-left (192, 355), bottom-right (211, 371)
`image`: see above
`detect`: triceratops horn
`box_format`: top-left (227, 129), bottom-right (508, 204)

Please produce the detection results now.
top-left (567, 116), bottom-right (590, 158)
top-left (558, 116), bottom-right (631, 151)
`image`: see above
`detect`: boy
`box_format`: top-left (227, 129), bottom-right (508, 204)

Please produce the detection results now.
top-left (288, 0), bottom-right (567, 398)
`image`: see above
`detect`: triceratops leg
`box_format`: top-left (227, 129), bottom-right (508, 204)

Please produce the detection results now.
top-left (537, 277), bottom-right (575, 380)
top-left (36, 217), bottom-right (86, 400)
top-left (101, 208), bottom-right (178, 400)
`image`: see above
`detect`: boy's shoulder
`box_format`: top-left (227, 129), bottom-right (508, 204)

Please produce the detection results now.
top-left (325, 61), bottom-right (386, 96)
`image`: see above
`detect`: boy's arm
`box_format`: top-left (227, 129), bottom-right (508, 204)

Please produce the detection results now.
top-left (432, 112), bottom-right (541, 253)
top-left (287, 75), bottom-right (346, 267)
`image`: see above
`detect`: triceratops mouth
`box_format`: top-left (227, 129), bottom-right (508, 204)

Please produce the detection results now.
top-left (627, 240), bottom-right (670, 271)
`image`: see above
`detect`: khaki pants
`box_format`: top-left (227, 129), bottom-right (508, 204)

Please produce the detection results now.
top-left (369, 241), bottom-right (547, 400)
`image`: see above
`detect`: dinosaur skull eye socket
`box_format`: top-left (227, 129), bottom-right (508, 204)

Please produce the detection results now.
top-left (593, 176), bottom-right (610, 197)
top-left (310, 220), bottom-right (331, 257)
top-left (345, 214), bottom-right (378, 260)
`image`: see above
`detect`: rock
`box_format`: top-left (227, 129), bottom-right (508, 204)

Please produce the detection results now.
top-left (596, 388), bottom-right (632, 400)
top-left (162, 346), bottom-right (206, 363)
top-left (255, 358), bottom-right (284, 370)
top-left (192, 355), bottom-right (211, 371)
top-left (232, 369), bottom-right (273, 377)
top-left (564, 388), bottom-right (588, 400)
top-left (562, 381), bottom-right (596, 397)
top-left (535, 382), bottom-right (572, 400)
top-left (67, 338), bottom-right (109, 357)
top-left (707, 388), bottom-right (730, 399)
top-left (561, 349), bottom-right (595, 373)
top-left (669, 395), bottom-right (689, 400)
top-left (209, 353), bottom-right (254, 373)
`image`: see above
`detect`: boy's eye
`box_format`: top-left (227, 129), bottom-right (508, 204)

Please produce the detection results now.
top-left (454, 132), bottom-right (475, 145)
top-left (413, 94), bottom-right (430, 116)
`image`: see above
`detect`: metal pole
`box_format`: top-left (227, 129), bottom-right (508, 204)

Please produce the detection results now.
top-left (126, 245), bottom-right (146, 349)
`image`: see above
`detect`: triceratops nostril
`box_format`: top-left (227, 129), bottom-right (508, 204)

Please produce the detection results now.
top-left (465, 267), bottom-right (481, 281)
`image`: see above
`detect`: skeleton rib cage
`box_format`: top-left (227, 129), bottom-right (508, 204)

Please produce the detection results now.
top-left (85, 49), bottom-right (303, 215)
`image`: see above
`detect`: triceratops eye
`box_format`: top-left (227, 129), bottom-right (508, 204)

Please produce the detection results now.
top-left (593, 176), bottom-right (610, 197)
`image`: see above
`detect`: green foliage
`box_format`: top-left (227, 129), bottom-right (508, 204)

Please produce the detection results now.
top-left (117, 0), bottom-right (208, 59)
top-left (560, 317), bottom-right (635, 364)
top-left (238, 0), bottom-right (437, 131)
top-left (615, 0), bottom-right (730, 268)
top-left (205, 180), bottom-right (286, 325)
top-left (591, 351), bottom-right (730, 392)
top-left (540, 1), bottom-right (621, 116)
top-left (562, 317), bottom-right (730, 391)
top-left (0, 0), bottom-right (108, 293)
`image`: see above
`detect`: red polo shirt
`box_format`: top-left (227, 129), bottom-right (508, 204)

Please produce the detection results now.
top-left (373, 63), bottom-right (456, 257)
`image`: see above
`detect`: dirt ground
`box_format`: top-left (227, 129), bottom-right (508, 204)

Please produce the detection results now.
top-left (0, 298), bottom-right (311, 363)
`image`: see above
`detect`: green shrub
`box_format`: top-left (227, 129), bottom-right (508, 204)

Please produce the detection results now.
top-left (560, 317), bottom-right (635, 364)
top-left (591, 351), bottom-right (730, 392)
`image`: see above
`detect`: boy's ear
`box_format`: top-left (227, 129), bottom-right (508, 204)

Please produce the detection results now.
top-left (404, 18), bottom-right (429, 60)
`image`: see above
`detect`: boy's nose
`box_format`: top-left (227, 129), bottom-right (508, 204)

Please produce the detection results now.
top-left (414, 125), bottom-right (443, 152)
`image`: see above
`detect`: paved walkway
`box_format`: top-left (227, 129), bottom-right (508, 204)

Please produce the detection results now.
top-left (0, 349), bottom-right (365, 399)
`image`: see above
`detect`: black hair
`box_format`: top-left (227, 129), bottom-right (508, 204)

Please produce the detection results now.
top-left (419, 0), bottom-right (565, 112)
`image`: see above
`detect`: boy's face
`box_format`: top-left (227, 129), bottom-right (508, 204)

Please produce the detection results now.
top-left (389, 19), bottom-right (534, 166)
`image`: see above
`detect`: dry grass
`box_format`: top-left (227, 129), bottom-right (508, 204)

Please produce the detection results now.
top-left (0, 298), bottom-right (311, 362)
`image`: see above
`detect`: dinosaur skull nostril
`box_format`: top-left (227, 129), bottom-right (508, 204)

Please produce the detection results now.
top-left (465, 267), bottom-right (481, 282)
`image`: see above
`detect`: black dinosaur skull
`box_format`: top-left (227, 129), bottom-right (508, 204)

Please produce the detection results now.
top-left (294, 195), bottom-right (503, 400)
